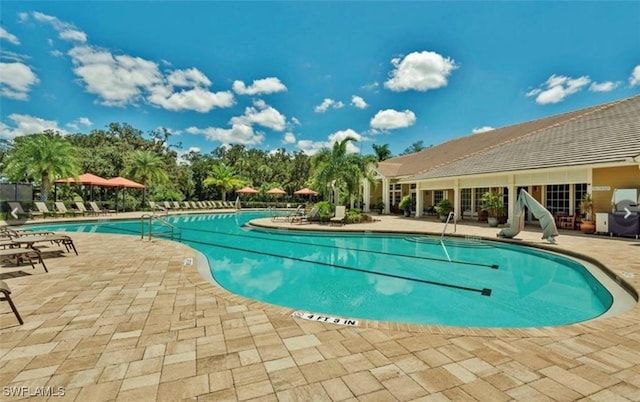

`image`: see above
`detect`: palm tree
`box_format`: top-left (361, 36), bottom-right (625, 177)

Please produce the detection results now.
top-left (311, 137), bottom-right (368, 206)
top-left (3, 132), bottom-right (80, 202)
top-left (124, 150), bottom-right (169, 206)
top-left (372, 143), bottom-right (392, 161)
top-left (203, 163), bottom-right (245, 201)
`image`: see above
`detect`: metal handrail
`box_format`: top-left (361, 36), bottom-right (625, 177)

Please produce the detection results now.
top-left (140, 213), bottom-right (182, 241)
top-left (440, 211), bottom-right (456, 262)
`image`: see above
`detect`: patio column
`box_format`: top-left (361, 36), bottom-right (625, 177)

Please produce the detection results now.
top-left (382, 178), bottom-right (390, 214)
top-left (453, 179), bottom-right (461, 220)
top-left (363, 179), bottom-right (371, 212)
top-left (508, 175), bottom-right (516, 224)
top-left (416, 186), bottom-right (423, 217)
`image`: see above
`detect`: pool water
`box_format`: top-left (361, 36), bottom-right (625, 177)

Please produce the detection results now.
top-left (29, 211), bottom-right (620, 328)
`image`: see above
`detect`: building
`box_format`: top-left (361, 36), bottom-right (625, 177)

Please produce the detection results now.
top-left (365, 95), bottom-right (640, 223)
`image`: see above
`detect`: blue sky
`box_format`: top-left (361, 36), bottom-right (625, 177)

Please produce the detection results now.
top-left (1, 1), bottom-right (639, 157)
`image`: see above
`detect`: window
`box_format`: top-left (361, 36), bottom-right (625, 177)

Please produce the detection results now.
top-left (474, 188), bottom-right (489, 210)
top-left (434, 190), bottom-right (444, 205)
top-left (461, 188), bottom-right (472, 212)
top-left (389, 183), bottom-right (402, 208)
top-left (575, 183), bottom-right (587, 214)
top-left (546, 184), bottom-right (570, 214)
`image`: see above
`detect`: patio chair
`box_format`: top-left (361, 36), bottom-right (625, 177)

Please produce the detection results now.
top-left (55, 202), bottom-right (85, 217)
top-left (182, 201), bottom-right (192, 210)
top-left (34, 202), bottom-right (64, 218)
top-left (163, 201), bottom-right (173, 210)
top-left (284, 205), bottom-right (304, 222)
top-left (0, 280), bottom-right (23, 325)
top-left (75, 202), bottom-right (94, 216)
top-left (330, 205), bottom-right (347, 226)
top-left (89, 201), bottom-right (114, 215)
top-left (172, 201), bottom-right (182, 210)
top-left (7, 202), bottom-right (43, 220)
top-left (149, 201), bottom-right (165, 211)
top-left (293, 207), bottom-right (320, 224)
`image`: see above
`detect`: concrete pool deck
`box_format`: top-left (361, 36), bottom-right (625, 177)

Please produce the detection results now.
top-left (1, 210), bottom-right (639, 401)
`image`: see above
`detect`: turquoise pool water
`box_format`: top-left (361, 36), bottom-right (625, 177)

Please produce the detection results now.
top-left (28, 211), bottom-right (616, 328)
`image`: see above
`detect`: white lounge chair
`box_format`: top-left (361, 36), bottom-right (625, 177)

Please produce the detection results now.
top-left (330, 206), bottom-right (346, 226)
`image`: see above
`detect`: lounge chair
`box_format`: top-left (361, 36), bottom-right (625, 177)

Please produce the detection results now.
top-left (182, 201), bottom-right (192, 210)
top-left (89, 201), bottom-right (114, 215)
top-left (163, 201), bottom-right (173, 210)
top-left (285, 205), bottom-right (304, 222)
top-left (293, 207), bottom-right (320, 224)
top-left (330, 205), bottom-right (347, 226)
top-left (149, 201), bottom-right (165, 211)
top-left (0, 280), bottom-right (23, 325)
top-left (75, 202), bottom-right (94, 216)
top-left (7, 202), bottom-right (43, 220)
top-left (0, 247), bottom-right (48, 272)
top-left (172, 201), bottom-right (182, 210)
top-left (11, 233), bottom-right (78, 255)
top-left (34, 202), bottom-right (64, 218)
top-left (55, 202), bottom-right (84, 217)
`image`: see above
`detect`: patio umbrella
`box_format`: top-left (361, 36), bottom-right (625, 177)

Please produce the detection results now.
top-left (294, 187), bottom-right (318, 204)
top-left (106, 177), bottom-right (145, 212)
top-left (54, 173), bottom-right (118, 201)
top-left (236, 186), bottom-right (259, 209)
top-left (236, 186), bottom-right (259, 194)
top-left (267, 188), bottom-right (287, 207)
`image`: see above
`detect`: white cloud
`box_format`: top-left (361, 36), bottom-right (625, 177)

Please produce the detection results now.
top-left (290, 117), bottom-right (301, 126)
top-left (314, 98), bottom-right (344, 113)
top-left (32, 11), bottom-right (87, 43)
top-left (370, 109), bottom-right (416, 130)
top-left (526, 74), bottom-right (591, 104)
top-left (0, 27), bottom-right (20, 45)
top-left (231, 100), bottom-right (287, 131)
top-left (384, 50), bottom-right (457, 92)
top-left (630, 65), bottom-right (640, 86)
top-left (66, 117), bottom-right (93, 131)
top-left (67, 46), bottom-right (234, 112)
top-left (472, 126), bottom-right (495, 134)
top-left (351, 95), bottom-right (367, 109)
top-left (232, 77), bottom-right (287, 95)
top-left (0, 62), bottom-right (39, 100)
top-left (186, 123), bottom-right (265, 146)
top-left (0, 114), bottom-right (65, 139)
top-left (283, 132), bottom-right (296, 144)
top-left (588, 81), bottom-right (619, 92)
top-left (297, 128), bottom-right (362, 155)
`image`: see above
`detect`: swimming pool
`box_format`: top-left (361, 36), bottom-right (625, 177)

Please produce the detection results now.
top-left (27, 211), bottom-right (635, 328)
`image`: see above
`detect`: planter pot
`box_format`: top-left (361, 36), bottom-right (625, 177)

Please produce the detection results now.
top-left (580, 220), bottom-right (596, 234)
top-left (487, 217), bottom-right (499, 227)
top-left (403, 210), bottom-right (411, 217)
top-left (439, 214), bottom-right (449, 222)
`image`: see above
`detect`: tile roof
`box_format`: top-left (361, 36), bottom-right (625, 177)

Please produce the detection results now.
top-left (376, 95), bottom-right (640, 181)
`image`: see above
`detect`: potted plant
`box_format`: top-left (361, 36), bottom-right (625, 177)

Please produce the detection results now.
top-left (579, 193), bottom-right (595, 234)
top-left (434, 198), bottom-right (453, 222)
top-left (374, 197), bottom-right (385, 214)
top-left (398, 195), bottom-right (413, 217)
top-left (480, 191), bottom-right (505, 227)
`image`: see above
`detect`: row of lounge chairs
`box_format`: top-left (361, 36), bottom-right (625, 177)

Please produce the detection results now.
top-left (149, 200), bottom-right (237, 211)
top-left (1, 227), bottom-right (79, 325)
top-left (270, 205), bottom-right (346, 225)
top-left (8, 201), bottom-right (112, 219)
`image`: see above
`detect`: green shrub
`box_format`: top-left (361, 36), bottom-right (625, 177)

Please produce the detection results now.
top-left (314, 201), bottom-right (334, 221)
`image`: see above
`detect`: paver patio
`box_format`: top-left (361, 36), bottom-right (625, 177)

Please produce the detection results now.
top-left (1, 211), bottom-right (639, 401)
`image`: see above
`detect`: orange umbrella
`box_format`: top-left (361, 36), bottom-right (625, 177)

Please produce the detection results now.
top-left (294, 188), bottom-right (318, 195)
top-left (55, 173), bottom-right (118, 187)
top-left (106, 177), bottom-right (145, 188)
top-left (236, 186), bottom-right (259, 194)
top-left (267, 188), bottom-right (287, 195)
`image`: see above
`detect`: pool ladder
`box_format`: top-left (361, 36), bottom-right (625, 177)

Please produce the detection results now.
top-left (140, 213), bottom-right (182, 241)
top-left (440, 211), bottom-right (456, 262)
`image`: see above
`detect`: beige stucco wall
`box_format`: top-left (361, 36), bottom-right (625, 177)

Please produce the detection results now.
top-left (592, 165), bottom-right (640, 213)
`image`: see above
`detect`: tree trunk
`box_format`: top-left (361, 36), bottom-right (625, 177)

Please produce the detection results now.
top-left (41, 173), bottom-right (50, 202)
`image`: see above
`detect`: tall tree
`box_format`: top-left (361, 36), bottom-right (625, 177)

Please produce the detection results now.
top-left (3, 132), bottom-right (80, 202)
top-left (311, 137), bottom-right (365, 205)
top-left (400, 140), bottom-right (426, 155)
top-left (203, 163), bottom-right (245, 201)
top-left (124, 150), bottom-right (169, 206)
top-left (372, 143), bottom-right (392, 161)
